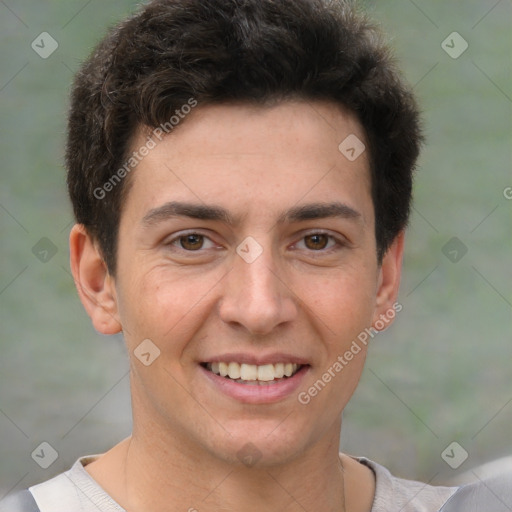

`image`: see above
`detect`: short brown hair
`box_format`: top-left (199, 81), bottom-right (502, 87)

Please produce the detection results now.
top-left (66, 0), bottom-right (422, 275)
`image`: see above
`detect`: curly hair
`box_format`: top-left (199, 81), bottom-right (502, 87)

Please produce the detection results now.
top-left (66, 0), bottom-right (422, 275)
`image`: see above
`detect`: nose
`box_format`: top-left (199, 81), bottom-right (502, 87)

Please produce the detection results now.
top-left (218, 242), bottom-right (298, 336)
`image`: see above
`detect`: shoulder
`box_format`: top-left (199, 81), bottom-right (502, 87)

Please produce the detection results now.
top-left (438, 468), bottom-right (512, 511)
top-left (28, 472), bottom-right (79, 512)
top-left (353, 457), bottom-right (459, 512)
top-left (18, 455), bottom-right (124, 512)
top-left (0, 490), bottom-right (40, 512)
top-left (0, 473), bottom-right (75, 512)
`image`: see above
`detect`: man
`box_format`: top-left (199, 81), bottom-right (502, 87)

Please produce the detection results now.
top-left (0, 0), bottom-right (468, 510)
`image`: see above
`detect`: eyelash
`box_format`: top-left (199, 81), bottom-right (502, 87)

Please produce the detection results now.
top-left (166, 230), bottom-right (346, 255)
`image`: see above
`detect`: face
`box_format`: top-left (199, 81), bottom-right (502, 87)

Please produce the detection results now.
top-left (73, 100), bottom-right (403, 467)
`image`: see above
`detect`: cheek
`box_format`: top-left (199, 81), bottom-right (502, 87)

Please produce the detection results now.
top-left (117, 265), bottom-right (217, 351)
top-left (295, 266), bottom-right (378, 340)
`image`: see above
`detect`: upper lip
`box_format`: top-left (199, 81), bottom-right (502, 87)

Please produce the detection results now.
top-left (201, 353), bottom-right (310, 366)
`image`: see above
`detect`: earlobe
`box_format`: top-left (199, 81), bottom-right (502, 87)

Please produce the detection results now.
top-left (372, 231), bottom-right (405, 330)
top-left (69, 224), bottom-right (122, 335)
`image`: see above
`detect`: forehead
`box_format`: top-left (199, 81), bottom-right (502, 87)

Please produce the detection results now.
top-left (123, 100), bottom-right (372, 225)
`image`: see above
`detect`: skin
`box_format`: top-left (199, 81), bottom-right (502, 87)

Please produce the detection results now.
top-left (70, 100), bottom-right (404, 512)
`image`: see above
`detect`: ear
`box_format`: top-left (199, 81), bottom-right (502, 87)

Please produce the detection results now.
top-left (371, 231), bottom-right (405, 331)
top-left (69, 224), bottom-right (122, 335)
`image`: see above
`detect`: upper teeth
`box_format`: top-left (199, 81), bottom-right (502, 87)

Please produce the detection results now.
top-left (207, 362), bottom-right (300, 381)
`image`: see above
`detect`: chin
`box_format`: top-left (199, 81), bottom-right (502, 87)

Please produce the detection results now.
top-left (200, 418), bottom-right (318, 468)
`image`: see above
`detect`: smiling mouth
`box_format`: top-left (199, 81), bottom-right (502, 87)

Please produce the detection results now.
top-left (201, 362), bottom-right (305, 385)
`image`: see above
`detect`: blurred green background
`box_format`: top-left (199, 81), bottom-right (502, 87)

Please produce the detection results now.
top-left (1, 0), bottom-right (511, 494)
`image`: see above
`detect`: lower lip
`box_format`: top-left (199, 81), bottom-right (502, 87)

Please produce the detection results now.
top-left (199, 365), bottom-right (310, 404)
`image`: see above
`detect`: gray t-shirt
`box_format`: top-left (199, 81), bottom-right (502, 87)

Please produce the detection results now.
top-left (28, 454), bottom-right (458, 511)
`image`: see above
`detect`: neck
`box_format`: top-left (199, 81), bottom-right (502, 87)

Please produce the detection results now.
top-left (86, 419), bottom-right (374, 512)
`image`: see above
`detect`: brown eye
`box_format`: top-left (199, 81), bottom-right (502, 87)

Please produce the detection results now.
top-left (304, 234), bottom-right (329, 250)
top-left (179, 234), bottom-right (204, 250)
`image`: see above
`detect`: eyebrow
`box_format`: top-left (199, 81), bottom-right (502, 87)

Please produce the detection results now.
top-left (278, 202), bottom-right (361, 224)
top-left (141, 201), bottom-right (361, 227)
